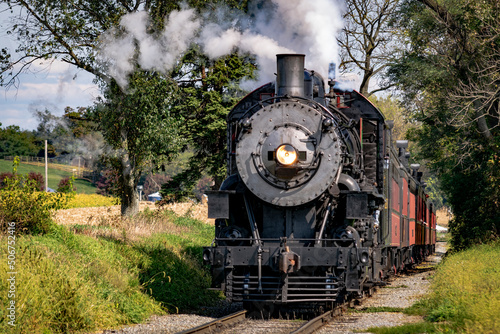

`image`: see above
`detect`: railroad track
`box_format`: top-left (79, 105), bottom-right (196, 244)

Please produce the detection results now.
top-left (290, 305), bottom-right (346, 334)
top-left (177, 304), bottom-right (348, 334)
top-left (177, 310), bottom-right (247, 334)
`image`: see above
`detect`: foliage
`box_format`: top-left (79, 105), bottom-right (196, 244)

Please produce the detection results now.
top-left (0, 124), bottom-right (40, 158)
top-left (142, 173), bottom-right (172, 197)
top-left (64, 193), bottom-right (119, 209)
top-left (33, 107), bottom-right (103, 169)
top-left (0, 172), bottom-right (14, 189)
top-left (161, 52), bottom-right (256, 201)
top-left (406, 241), bottom-right (500, 333)
top-left (0, 158), bottom-right (69, 234)
top-left (369, 95), bottom-right (412, 141)
top-left (389, 0), bottom-right (500, 249)
top-left (424, 175), bottom-right (446, 210)
top-left (95, 168), bottom-right (120, 196)
top-left (57, 176), bottom-right (76, 193)
top-left (194, 175), bottom-right (213, 201)
top-left (27, 171), bottom-right (45, 191)
top-left (91, 72), bottom-right (186, 216)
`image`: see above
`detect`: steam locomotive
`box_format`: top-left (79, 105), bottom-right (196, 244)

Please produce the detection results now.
top-left (203, 54), bottom-right (436, 313)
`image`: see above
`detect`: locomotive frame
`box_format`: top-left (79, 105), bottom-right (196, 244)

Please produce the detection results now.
top-left (203, 54), bottom-right (436, 311)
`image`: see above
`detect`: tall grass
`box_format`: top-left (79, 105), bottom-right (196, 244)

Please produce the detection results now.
top-left (407, 241), bottom-right (500, 333)
top-left (0, 209), bottom-right (219, 333)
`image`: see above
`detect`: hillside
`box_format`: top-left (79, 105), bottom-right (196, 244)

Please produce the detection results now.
top-left (0, 202), bottom-right (218, 334)
top-left (0, 159), bottom-right (97, 194)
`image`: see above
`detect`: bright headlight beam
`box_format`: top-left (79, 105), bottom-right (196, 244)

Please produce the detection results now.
top-left (276, 144), bottom-right (298, 165)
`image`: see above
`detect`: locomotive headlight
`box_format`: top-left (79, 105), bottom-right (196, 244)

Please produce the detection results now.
top-left (276, 144), bottom-right (298, 165)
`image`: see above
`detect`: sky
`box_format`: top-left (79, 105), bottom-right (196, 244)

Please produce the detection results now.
top-left (0, 5), bottom-right (100, 132)
top-left (0, 61), bottom-right (100, 131)
top-left (0, 0), bottom-right (359, 132)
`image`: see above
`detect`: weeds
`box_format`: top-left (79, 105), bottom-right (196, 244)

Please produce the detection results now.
top-left (0, 207), bottom-right (220, 333)
top-left (400, 241), bottom-right (500, 333)
top-left (421, 241), bottom-right (500, 333)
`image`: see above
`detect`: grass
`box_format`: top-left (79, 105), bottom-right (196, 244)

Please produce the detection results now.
top-left (362, 322), bottom-right (450, 334)
top-left (411, 241), bottom-right (500, 333)
top-left (364, 241), bottom-right (500, 333)
top-left (0, 159), bottom-right (97, 194)
top-left (0, 208), bottom-right (219, 333)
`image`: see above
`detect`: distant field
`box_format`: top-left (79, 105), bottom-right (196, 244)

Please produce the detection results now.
top-left (0, 159), bottom-right (97, 194)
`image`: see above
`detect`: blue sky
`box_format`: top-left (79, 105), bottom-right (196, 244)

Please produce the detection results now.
top-left (0, 61), bottom-right (99, 131)
top-left (0, 6), bottom-right (99, 131)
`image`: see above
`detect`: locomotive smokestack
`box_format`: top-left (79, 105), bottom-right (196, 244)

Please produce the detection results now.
top-left (276, 54), bottom-right (305, 97)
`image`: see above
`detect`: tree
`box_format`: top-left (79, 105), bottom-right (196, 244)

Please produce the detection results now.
top-left (92, 72), bottom-right (185, 215)
top-left (162, 51), bottom-right (256, 201)
top-left (369, 95), bottom-right (412, 141)
top-left (338, 0), bottom-right (402, 96)
top-left (389, 0), bottom-right (500, 249)
top-left (1, 0), bottom-right (257, 215)
top-left (143, 173), bottom-right (171, 197)
top-left (0, 124), bottom-right (39, 158)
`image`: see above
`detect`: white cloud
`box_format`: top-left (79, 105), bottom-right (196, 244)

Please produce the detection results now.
top-left (0, 106), bottom-right (39, 130)
top-left (0, 59), bottom-right (99, 131)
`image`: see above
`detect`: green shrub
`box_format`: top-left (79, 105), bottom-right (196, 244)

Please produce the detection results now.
top-left (0, 157), bottom-right (70, 234)
top-left (57, 176), bottom-right (77, 193)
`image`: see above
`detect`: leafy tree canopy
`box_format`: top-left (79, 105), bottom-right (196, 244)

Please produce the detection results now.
top-left (0, 124), bottom-right (39, 158)
top-left (390, 0), bottom-right (500, 249)
top-left (161, 51), bottom-right (256, 201)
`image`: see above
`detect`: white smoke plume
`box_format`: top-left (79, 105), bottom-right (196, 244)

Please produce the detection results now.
top-left (99, 8), bottom-right (201, 88)
top-left (99, 0), bottom-right (344, 88)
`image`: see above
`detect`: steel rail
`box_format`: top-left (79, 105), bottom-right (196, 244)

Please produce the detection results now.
top-left (290, 306), bottom-right (345, 334)
top-left (177, 310), bottom-right (247, 334)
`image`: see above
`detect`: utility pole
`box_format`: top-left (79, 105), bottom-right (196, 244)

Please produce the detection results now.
top-left (45, 140), bottom-right (48, 192)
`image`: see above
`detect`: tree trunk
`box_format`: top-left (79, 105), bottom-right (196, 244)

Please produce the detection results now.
top-left (120, 151), bottom-right (139, 216)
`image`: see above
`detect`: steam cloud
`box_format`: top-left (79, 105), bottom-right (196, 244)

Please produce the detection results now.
top-left (99, 0), bottom-right (344, 88)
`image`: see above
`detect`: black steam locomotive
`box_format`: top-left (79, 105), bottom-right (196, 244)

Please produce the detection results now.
top-left (203, 54), bottom-right (436, 312)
